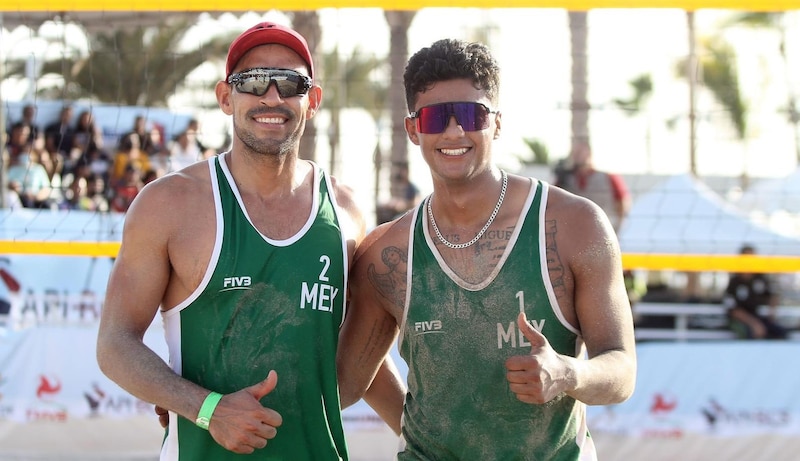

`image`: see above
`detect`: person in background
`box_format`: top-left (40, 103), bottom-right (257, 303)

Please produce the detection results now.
top-left (120, 115), bottom-right (158, 156)
top-left (96, 21), bottom-right (403, 460)
top-left (167, 128), bottom-right (204, 173)
top-left (723, 244), bottom-right (788, 340)
top-left (44, 105), bottom-right (74, 159)
top-left (182, 118), bottom-right (218, 158)
top-left (82, 173), bottom-right (110, 212)
top-left (554, 141), bottom-right (643, 306)
top-left (110, 164), bottom-right (143, 213)
top-left (8, 104), bottom-right (41, 144)
top-left (5, 122), bottom-right (32, 159)
top-left (376, 165), bottom-right (421, 224)
top-left (337, 38), bottom-right (636, 460)
top-left (109, 133), bottom-right (151, 189)
top-left (7, 142), bottom-right (55, 209)
top-left (554, 141), bottom-right (631, 233)
top-left (69, 110), bottom-right (107, 178)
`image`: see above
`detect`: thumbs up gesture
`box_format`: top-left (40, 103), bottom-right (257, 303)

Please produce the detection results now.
top-left (208, 370), bottom-right (283, 454)
top-left (505, 313), bottom-right (573, 404)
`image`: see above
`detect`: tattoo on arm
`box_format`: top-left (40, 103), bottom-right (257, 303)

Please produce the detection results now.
top-left (367, 246), bottom-right (408, 310)
top-left (545, 219), bottom-right (567, 299)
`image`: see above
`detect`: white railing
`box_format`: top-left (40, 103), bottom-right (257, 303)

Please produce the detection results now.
top-left (633, 302), bottom-right (800, 341)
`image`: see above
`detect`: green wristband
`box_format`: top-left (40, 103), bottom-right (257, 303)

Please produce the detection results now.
top-left (195, 392), bottom-right (223, 430)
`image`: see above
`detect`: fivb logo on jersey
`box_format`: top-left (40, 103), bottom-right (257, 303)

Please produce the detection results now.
top-left (412, 317), bottom-right (546, 349)
top-left (219, 255), bottom-right (340, 313)
top-left (221, 275), bottom-right (252, 290)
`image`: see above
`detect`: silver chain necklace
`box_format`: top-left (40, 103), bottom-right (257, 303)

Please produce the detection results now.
top-left (427, 170), bottom-right (507, 250)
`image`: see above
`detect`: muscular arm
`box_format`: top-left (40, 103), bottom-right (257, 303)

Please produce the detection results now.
top-left (363, 357), bottom-right (406, 435)
top-left (506, 195), bottom-right (636, 406)
top-left (97, 173), bottom-right (281, 454)
top-left (96, 180), bottom-right (199, 413)
top-left (564, 208), bottom-right (637, 405)
top-left (338, 223), bottom-right (407, 433)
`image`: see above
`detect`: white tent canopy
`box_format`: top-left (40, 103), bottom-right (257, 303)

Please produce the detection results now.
top-left (618, 174), bottom-right (800, 256)
top-left (736, 168), bottom-right (800, 215)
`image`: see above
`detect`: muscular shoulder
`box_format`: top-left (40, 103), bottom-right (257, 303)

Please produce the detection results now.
top-left (351, 212), bottom-right (414, 318)
top-left (545, 185), bottom-right (621, 269)
top-left (123, 161), bottom-right (214, 238)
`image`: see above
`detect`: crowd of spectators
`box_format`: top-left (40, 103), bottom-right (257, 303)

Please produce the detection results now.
top-left (2, 104), bottom-right (218, 213)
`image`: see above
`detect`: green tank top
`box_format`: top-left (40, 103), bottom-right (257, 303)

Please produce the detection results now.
top-left (160, 154), bottom-right (349, 460)
top-left (399, 179), bottom-right (596, 461)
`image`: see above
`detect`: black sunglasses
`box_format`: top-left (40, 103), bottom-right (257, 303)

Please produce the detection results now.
top-left (409, 102), bottom-right (497, 134)
top-left (227, 68), bottom-right (312, 98)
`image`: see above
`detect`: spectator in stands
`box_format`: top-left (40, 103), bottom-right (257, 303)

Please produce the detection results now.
top-left (182, 118), bottom-right (217, 158)
top-left (71, 110), bottom-right (106, 169)
top-left (7, 142), bottom-right (55, 208)
top-left (723, 244), bottom-right (788, 340)
top-left (85, 145), bottom-right (112, 185)
top-left (8, 104), bottom-right (41, 144)
top-left (109, 133), bottom-right (151, 189)
top-left (166, 128), bottom-right (203, 173)
top-left (147, 125), bottom-right (168, 158)
top-left (43, 106), bottom-right (73, 181)
top-left (44, 105), bottom-right (75, 160)
top-left (77, 173), bottom-right (110, 212)
top-left (119, 115), bottom-right (159, 156)
top-left (110, 164), bottom-right (143, 213)
top-left (5, 122), bottom-right (32, 160)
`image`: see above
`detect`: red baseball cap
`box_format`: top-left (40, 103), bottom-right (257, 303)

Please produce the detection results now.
top-left (225, 22), bottom-right (314, 79)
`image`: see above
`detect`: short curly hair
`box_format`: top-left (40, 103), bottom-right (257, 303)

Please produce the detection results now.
top-left (403, 39), bottom-right (500, 113)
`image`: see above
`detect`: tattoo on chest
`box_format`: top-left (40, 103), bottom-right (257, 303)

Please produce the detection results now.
top-left (544, 219), bottom-right (567, 298)
top-left (433, 227), bottom-right (512, 261)
top-left (367, 246), bottom-right (408, 310)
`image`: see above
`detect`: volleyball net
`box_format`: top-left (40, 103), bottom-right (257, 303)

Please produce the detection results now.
top-left (2, 2), bottom-right (800, 275)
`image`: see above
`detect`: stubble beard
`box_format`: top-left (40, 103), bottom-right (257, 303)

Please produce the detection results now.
top-left (236, 110), bottom-right (304, 159)
top-left (238, 128), bottom-right (299, 159)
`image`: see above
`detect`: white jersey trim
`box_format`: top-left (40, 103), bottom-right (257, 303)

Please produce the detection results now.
top-left (537, 181), bottom-right (582, 338)
top-left (218, 153), bottom-right (320, 246)
top-left (397, 202), bottom-right (422, 351)
top-left (159, 155), bottom-right (225, 461)
top-left (420, 180), bottom-right (532, 291)
top-left (323, 170), bottom-right (350, 329)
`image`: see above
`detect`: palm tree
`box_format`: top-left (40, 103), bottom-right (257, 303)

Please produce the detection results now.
top-left (726, 12), bottom-right (800, 163)
top-left (676, 35), bottom-right (747, 140)
top-left (322, 47), bottom-right (388, 176)
top-left (677, 24), bottom-right (748, 188)
top-left (613, 74), bottom-right (654, 170)
top-left (5, 20), bottom-right (231, 107)
top-left (384, 11), bottom-right (416, 208)
top-left (289, 11), bottom-right (322, 162)
top-left (569, 11), bottom-right (590, 151)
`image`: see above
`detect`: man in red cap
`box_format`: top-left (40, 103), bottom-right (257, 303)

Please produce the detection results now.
top-left (97, 22), bottom-right (404, 460)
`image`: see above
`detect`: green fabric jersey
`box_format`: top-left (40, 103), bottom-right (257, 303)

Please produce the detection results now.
top-left (160, 154), bottom-right (349, 460)
top-left (398, 179), bottom-right (596, 461)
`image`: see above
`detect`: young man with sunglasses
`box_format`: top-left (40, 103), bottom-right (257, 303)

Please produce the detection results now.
top-left (337, 39), bottom-right (637, 459)
top-left (97, 22), bottom-right (403, 460)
